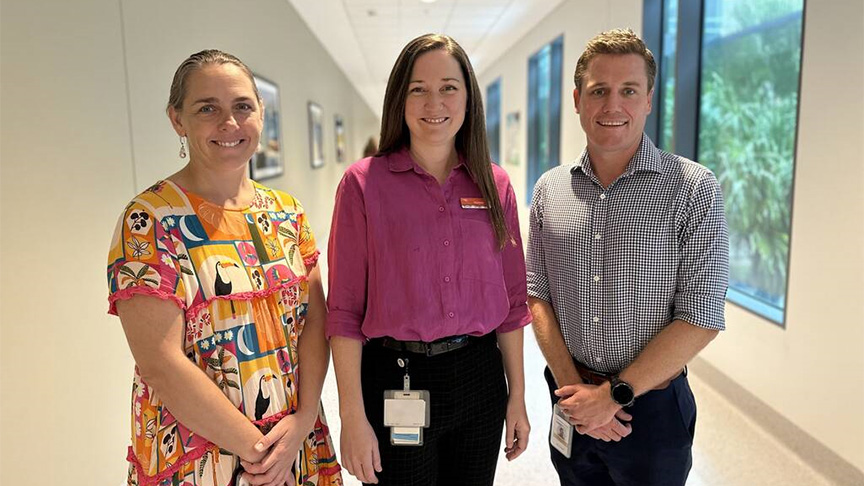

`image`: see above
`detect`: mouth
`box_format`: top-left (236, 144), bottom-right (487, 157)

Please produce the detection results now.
top-left (597, 120), bottom-right (628, 127)
top-left (211, 139), bottom-right (245, 148)
top-left (421, 117), bottom-right (448, 125)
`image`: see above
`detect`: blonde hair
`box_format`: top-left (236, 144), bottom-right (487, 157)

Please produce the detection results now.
top-left (167, 49), bottom-right (260, 112)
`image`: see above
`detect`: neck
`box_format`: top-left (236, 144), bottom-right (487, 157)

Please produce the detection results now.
top-left (409, 141), bottom-right (459, 185)
top-left (586, 140), bottom-right (641, 188)
top-left (169, 161), bottom-right (254, 209)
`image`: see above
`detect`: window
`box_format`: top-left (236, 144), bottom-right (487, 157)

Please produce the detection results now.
top-left (486, 78), bottom-right (502, 164)
top-left (527, 36), bottom-right (563, 205)
top-left (646, 0), bottom-right (805, 325)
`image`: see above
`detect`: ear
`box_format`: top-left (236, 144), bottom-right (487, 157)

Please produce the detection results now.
top-left (167, 106), bottom-right (185, 137)
top-left (573, 88), bottom-right (581, 114)
top-left (646, 88), bottom-right (654, 115)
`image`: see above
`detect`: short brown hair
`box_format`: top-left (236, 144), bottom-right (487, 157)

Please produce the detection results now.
top-left (378, 34), bottom-right (512, 250)
top-left (573, 29), bottom-right (656, 92)
top-left (167, 49), bottom-right (260, 113)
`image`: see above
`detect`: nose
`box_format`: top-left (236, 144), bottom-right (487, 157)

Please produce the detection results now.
top-left (602, 93), bottom-right (623, 113)
top-left (219, 112), bottom-right (240, 130)
top-left (424, 91), bottom-right (444, 110)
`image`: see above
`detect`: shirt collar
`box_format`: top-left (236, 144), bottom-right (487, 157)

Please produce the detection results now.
top-left (571, 133), bottom-right (664, 176)
top-left (387, 146), bottom-right (467, 174)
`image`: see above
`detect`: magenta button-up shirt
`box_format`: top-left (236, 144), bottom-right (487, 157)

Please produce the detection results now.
top-left (326, 148), bottom-right (531, 342)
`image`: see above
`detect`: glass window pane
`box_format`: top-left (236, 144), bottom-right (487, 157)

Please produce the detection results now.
top-left (527, 38), bottom-right (562, 204)
top-left (659, 0), bottom-right (678, 151)
top-left (486, 79), bottom-right (502, 164)
top-left (697, 0), bottom-right (804, 324)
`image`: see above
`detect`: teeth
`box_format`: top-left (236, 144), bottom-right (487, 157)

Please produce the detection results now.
top-left (423, 117), bottom-right (447, 124)
top-left (216, 140), bottom-right (241, 147)
top-left (598, 121), bottom-right (626, 126)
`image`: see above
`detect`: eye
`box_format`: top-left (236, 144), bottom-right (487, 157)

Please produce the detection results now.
top-left (591, 88), bottom-right (605, 96)
top-left (442, 85), bottom-right (457, 92)
top-left (409, 86), bottom-right (425, 94)
top-left (197, 105), bottom-right (216, 114)
top-left (236, 102), bottom-right (254, 111)
top-left (623, 88), bottom-right (636, 96)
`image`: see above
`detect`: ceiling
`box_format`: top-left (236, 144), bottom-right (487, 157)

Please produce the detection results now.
top-left (288, 0), bottom-right (566, 119)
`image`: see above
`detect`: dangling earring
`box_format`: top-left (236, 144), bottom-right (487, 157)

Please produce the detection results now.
top-left (179, 136), bottom-right (187, 158)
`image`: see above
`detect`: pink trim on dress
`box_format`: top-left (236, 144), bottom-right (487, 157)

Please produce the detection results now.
top-left (183, 276), bottom-right (308, 320)
top-left (108, 286), bottom-right (186, 316)
top-left (303, 250), bottom-right (321, 267)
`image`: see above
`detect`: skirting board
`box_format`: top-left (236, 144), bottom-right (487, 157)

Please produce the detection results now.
top-left (689, 356), bottom-right (864, 486)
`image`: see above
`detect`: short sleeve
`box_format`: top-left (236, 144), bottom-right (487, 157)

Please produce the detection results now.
top-left (526, 175), bottom-right (551, 302)
top-left (295, 203), bottom-right (320, 267)
top-left (673, 172), bottom-right (730, 330)
top-left (496, 180), bottom-right (532, 333)
top-left (106, 200), bottom-right (187, 315)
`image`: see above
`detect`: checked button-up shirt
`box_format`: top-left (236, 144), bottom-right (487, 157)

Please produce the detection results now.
top-left (526, 134), bottom-right (729, 374)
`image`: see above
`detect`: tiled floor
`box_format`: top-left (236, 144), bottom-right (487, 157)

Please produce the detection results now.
top-left (320, 330), bottom-right (835, 485)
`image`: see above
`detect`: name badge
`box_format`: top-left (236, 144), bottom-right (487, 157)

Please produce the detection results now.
top-left (550, 403), bottom-right (573, 458)
top-left (460, 197), bottom-right (488, 209)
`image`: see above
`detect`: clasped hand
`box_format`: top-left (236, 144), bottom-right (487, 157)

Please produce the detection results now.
top-left (240, 413), bottom-right (313, 486)
top-left (555, 383), bottom-right (633, 442)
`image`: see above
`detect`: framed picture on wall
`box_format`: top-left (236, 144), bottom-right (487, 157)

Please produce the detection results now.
top-left (505, 111), bottom-right (521, 166)
top-left (334, 115), bottom-right (346, 163)
top-left (249, 74), bottom-right (284, 180)
top-left (308, 102), bottom-right (324, 169)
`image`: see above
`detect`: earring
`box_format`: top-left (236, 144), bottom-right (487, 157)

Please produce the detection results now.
top-left (179, 136), bottom-right (187, 158)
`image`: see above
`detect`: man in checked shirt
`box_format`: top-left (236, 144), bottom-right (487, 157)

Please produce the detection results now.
top-left (527, 29), bottom-right (730, 486)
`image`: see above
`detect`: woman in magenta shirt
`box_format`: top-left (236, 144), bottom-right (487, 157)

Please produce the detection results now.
top-left (327, 34), bottom-right (531, 486)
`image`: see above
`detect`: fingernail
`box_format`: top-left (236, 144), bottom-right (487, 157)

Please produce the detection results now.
top-left (254, 443), bottom-right (264, 452)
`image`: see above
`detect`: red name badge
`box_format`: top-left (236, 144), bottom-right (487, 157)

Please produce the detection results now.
top-left (460, 197), bottom-right (489, 209)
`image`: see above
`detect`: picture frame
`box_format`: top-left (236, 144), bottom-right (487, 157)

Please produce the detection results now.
top-left (308, 102), bottom-right (324, 169)
top-left (249, 74), bottom-right (284, 180)
top-left (334, 115), bottom-right (346, 163)
top-left (505, 111), bottom-right (521, 166)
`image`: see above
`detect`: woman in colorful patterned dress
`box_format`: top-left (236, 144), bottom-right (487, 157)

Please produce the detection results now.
top-left (107, 50), bottom-right (342, 486)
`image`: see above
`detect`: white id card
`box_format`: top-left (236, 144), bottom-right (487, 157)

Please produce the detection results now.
top-left (384, 390), bottom-right (430, 446)
top-left (551, 403), bottom-right (573, 458)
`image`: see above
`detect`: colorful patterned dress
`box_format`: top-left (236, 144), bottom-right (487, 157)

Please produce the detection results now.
top-left (107, 180), bottom-right (343, 486)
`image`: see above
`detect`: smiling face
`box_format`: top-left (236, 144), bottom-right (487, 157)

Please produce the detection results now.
top-left (574, 53), bottom-right (653, 162)
top-left (168, 63), bottom-right (263, 173)
top-left (403, 49), bottom-right (467, 150)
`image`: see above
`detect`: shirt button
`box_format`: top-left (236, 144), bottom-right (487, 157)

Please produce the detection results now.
top-left (599, 193), bottom-right (607, 200)
top-left (595, 357), bottom-right (604, 363)
top-left (448, 312), bottom-right (455, 318)
top-left (443, 240), bottom-right (450, 247)
top-left (444, 276), bottom-right (451, 283)
top-left (593, 275), bottom-right (601, 282)
top-left (594, 233), bottom-right (601, 240)
top-left (593, 316), bottom-right (599, 323)
top-left (438, 206), bottom-right (445, 212)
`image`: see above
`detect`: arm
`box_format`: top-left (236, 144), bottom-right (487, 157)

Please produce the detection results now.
top-left (117, 296), bottom-right (265, 462)
top-left (529, 297), bottom-right (580, 387)
top-left (241, 265), bottom-right (331, 485)
top-left (497, 328), bottom-right (530, 460)
top-left (331, 336), bottom-right (381, 484)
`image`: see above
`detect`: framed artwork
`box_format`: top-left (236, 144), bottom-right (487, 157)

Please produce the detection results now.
top-left (249, 74), bottom-right (284, 180)
top-left (505, 111), bottom-right (521, 166)
top-left (308, 102), bottom-right (324, 169)
top-left (334, 115), bottom-right (346, 163)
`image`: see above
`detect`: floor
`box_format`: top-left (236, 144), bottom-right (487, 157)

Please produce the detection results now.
top-left (319, 330), bottom-right (835, 486)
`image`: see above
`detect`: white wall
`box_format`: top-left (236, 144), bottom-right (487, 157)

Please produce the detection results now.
top-left (0, 1), bottom-right (378, 484)
top-left (478, 0), bottom-right (864, 473)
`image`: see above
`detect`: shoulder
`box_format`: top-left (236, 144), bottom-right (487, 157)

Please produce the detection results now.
top-left (537, 164), bottom-right (574, 192)
top-left (121, 180), bottom-right (190, 218)
top-left (258, 183), bottom-right (306, 215)
top-left (490, 163), bottom-right (514, 189)
top-left (659, 151), bottom-right (720, 192)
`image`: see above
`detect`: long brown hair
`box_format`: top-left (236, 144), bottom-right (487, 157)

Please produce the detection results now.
top-left (377, 33), bottom-right (512, 250)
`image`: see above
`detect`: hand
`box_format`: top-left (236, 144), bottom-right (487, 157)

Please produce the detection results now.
top-left (240, 412), bottom-right (314, 486)
top-left (583, 409), bottom-right (633, 442)
top-left (503, 395), bottom-right (530, 460)
top-left (339, 415), bottom-right (382, 484)
top-left (555, 382), bottom-right (620, 432)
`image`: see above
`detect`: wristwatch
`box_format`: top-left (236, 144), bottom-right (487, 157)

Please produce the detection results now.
top-left (610, 376), bottom-right (635, 407)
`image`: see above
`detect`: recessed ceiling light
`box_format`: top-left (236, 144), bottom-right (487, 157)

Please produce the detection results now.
top-left (420, 0), bottom-right (437, 4)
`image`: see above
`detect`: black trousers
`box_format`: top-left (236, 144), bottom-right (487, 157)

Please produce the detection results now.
top-left (361, 334), bottom-right (507, 486)
top-left (544, 366), bottom-right (696, 486)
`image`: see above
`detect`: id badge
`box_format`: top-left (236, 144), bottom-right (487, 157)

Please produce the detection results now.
top-left (550, 403), bottom-right (573, 458)
top-left (384, 389), bottom-right (430, 446)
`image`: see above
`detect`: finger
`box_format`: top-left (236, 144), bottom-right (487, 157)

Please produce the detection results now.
top-left (372, 443), bottom-right (382, 472)
top-left (610, 419), bottom-right (630, 438)
top-left (505, 421), bottom-right (516, 450)
top-left (615, 409), bottom-right (633, 422)
top-left (359, 460), bottom-right (377, 484)
top-left (554, 385), bottom-right (579, 397)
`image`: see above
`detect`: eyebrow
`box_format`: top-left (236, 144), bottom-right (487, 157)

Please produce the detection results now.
top-left (409, 77), bottom-right (463, 84)
top-left (587, 81), bottom-right (643, 88)
top-left (190, 96), bottom-right (255, 105)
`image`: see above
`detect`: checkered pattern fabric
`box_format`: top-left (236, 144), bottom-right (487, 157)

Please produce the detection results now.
top-left (527, 134), bottom-right (729, 373)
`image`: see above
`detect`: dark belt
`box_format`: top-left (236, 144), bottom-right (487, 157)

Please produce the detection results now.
top-left (379, 334), bottom-right (479, 357)
top-left (573, 360), bottom-right (684, 391)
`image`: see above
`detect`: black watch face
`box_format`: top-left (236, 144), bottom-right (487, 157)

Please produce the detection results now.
top-left (612, 382), bottom-right (634, 405)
